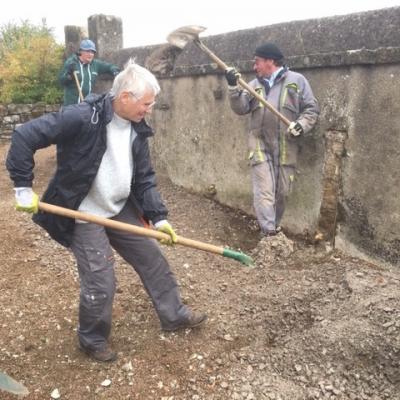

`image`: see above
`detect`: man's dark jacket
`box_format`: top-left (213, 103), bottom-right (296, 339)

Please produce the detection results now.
top-left (6, 93), bottom-right (168, 247)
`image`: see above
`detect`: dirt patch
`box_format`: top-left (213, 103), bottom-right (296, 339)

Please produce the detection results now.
top-left (0, 144), bottom-right (399, 400)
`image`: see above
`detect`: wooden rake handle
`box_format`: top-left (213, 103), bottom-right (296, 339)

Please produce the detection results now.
top-left (39, 202), bottom-right (229, 257)
top-left (72, 71), bottom-right (84, 102)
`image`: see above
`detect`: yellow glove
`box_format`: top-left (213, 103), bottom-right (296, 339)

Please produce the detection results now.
top-left (14, 187), bottom-right (39, 213)
top-left (155, 220), bottom-right (177, 245)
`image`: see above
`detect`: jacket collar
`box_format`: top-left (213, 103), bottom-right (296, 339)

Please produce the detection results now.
top-left (256, 65), bottom-right (288, 88)
top-left (84, 93), bottom-right (113, 123)
top-left (132, 119), bottom-right (154, 137)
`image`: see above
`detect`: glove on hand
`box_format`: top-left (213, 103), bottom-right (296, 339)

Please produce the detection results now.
top-left (287, 121), bottom-right (304, 137)
top-left (225, 67), bottom-right (241, 86)
top-left (112, 68), bottom-right (120, 77)
top-left (67, 62), bottom-right (77, 76)
top-left (14, 187), bottom-right (39, 213)
top-left (155, 220), bottom-right (177, 245)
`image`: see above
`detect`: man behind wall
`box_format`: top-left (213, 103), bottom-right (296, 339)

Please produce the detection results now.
top-left (59, 39), bottom-right (120, 106)
top-left (224, 43), bottom-right (319, 237)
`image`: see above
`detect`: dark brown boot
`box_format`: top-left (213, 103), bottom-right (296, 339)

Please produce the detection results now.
top-left (162, 311), bottom-right (208, 332)
top-left (79, 344), bottom-right (117, 362)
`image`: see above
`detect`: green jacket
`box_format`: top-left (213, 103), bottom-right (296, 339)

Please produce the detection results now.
top-left (59, 54), bottom-right (120, 105)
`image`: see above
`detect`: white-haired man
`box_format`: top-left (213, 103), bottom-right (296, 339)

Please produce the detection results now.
top-left (6, 60), bottom-right (207, 362)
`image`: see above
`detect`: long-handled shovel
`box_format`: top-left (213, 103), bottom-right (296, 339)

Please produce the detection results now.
top-left (39, 202), bottom-right (254, 266)
top-left (167, 25), bottom-right (291, 127)
top-left (73, 71), bottom-right (84, 102)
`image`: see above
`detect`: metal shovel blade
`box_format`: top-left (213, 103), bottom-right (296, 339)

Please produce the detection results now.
top-left (167, 25), bottom-right (207, 49)
top-left (0, 371), bottom-right (29, 396)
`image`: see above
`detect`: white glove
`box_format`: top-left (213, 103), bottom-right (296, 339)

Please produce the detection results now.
top-left (287, 121), bottom-right (304, 137)
top-left (14, 187), bottom-right (39, 213)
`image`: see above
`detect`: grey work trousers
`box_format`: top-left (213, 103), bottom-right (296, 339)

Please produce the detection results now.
top-left (70, 201), bottom-right (190, 351)
top-left (251, 160), bottom-right (295, 233)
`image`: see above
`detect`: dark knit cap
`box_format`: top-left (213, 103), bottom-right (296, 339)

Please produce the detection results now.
top-left (254, 43), bottom-right (283, 60)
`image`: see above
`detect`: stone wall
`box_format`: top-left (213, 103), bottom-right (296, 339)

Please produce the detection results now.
top-left (0, 103), bottom-right (60, 142)
top-left (129, 7), bottom-right (398, 267)
top-left (2, 8), bottom-right (399, 267)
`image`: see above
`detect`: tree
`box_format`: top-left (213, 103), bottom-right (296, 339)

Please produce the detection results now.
top-left (0, 19), bottom-right (64, 104)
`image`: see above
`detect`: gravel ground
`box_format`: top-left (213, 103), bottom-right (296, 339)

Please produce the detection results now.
top-left (0, 144), bottom-right (399, 400)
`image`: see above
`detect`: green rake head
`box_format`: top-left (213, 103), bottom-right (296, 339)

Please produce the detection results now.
top-left (222, 248), bottom-right (254, 266)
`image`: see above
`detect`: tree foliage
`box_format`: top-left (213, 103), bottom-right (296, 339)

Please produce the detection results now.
top-left (0, 20), bottom-right (64, 104)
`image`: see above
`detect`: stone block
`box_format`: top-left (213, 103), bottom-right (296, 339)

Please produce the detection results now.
top-left (88, 14), bottom-right (122, 59)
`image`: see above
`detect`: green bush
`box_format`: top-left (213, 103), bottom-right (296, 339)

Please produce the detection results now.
top-left (0, 20), bottom-right (64, 104)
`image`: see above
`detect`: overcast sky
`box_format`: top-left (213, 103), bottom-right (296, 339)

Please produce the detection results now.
top-left (1, 0), bottom-right (399, 48)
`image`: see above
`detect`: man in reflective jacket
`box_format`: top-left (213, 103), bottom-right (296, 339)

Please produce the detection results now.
top-left (225, 43), bottom-right (319, 237)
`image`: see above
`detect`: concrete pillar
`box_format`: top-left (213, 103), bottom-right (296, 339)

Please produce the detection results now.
top-left (87, 14), bottom-right (123, 59)
top-left (63, 25), bottom-right (87, 58)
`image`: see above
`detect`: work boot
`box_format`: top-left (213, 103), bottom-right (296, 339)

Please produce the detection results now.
top-left (79, 344), bottom-right (117, 362)
top-left (264, 230), bottom-right (278, 237)
top-left (162, 311), bottom-right (208, 332)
